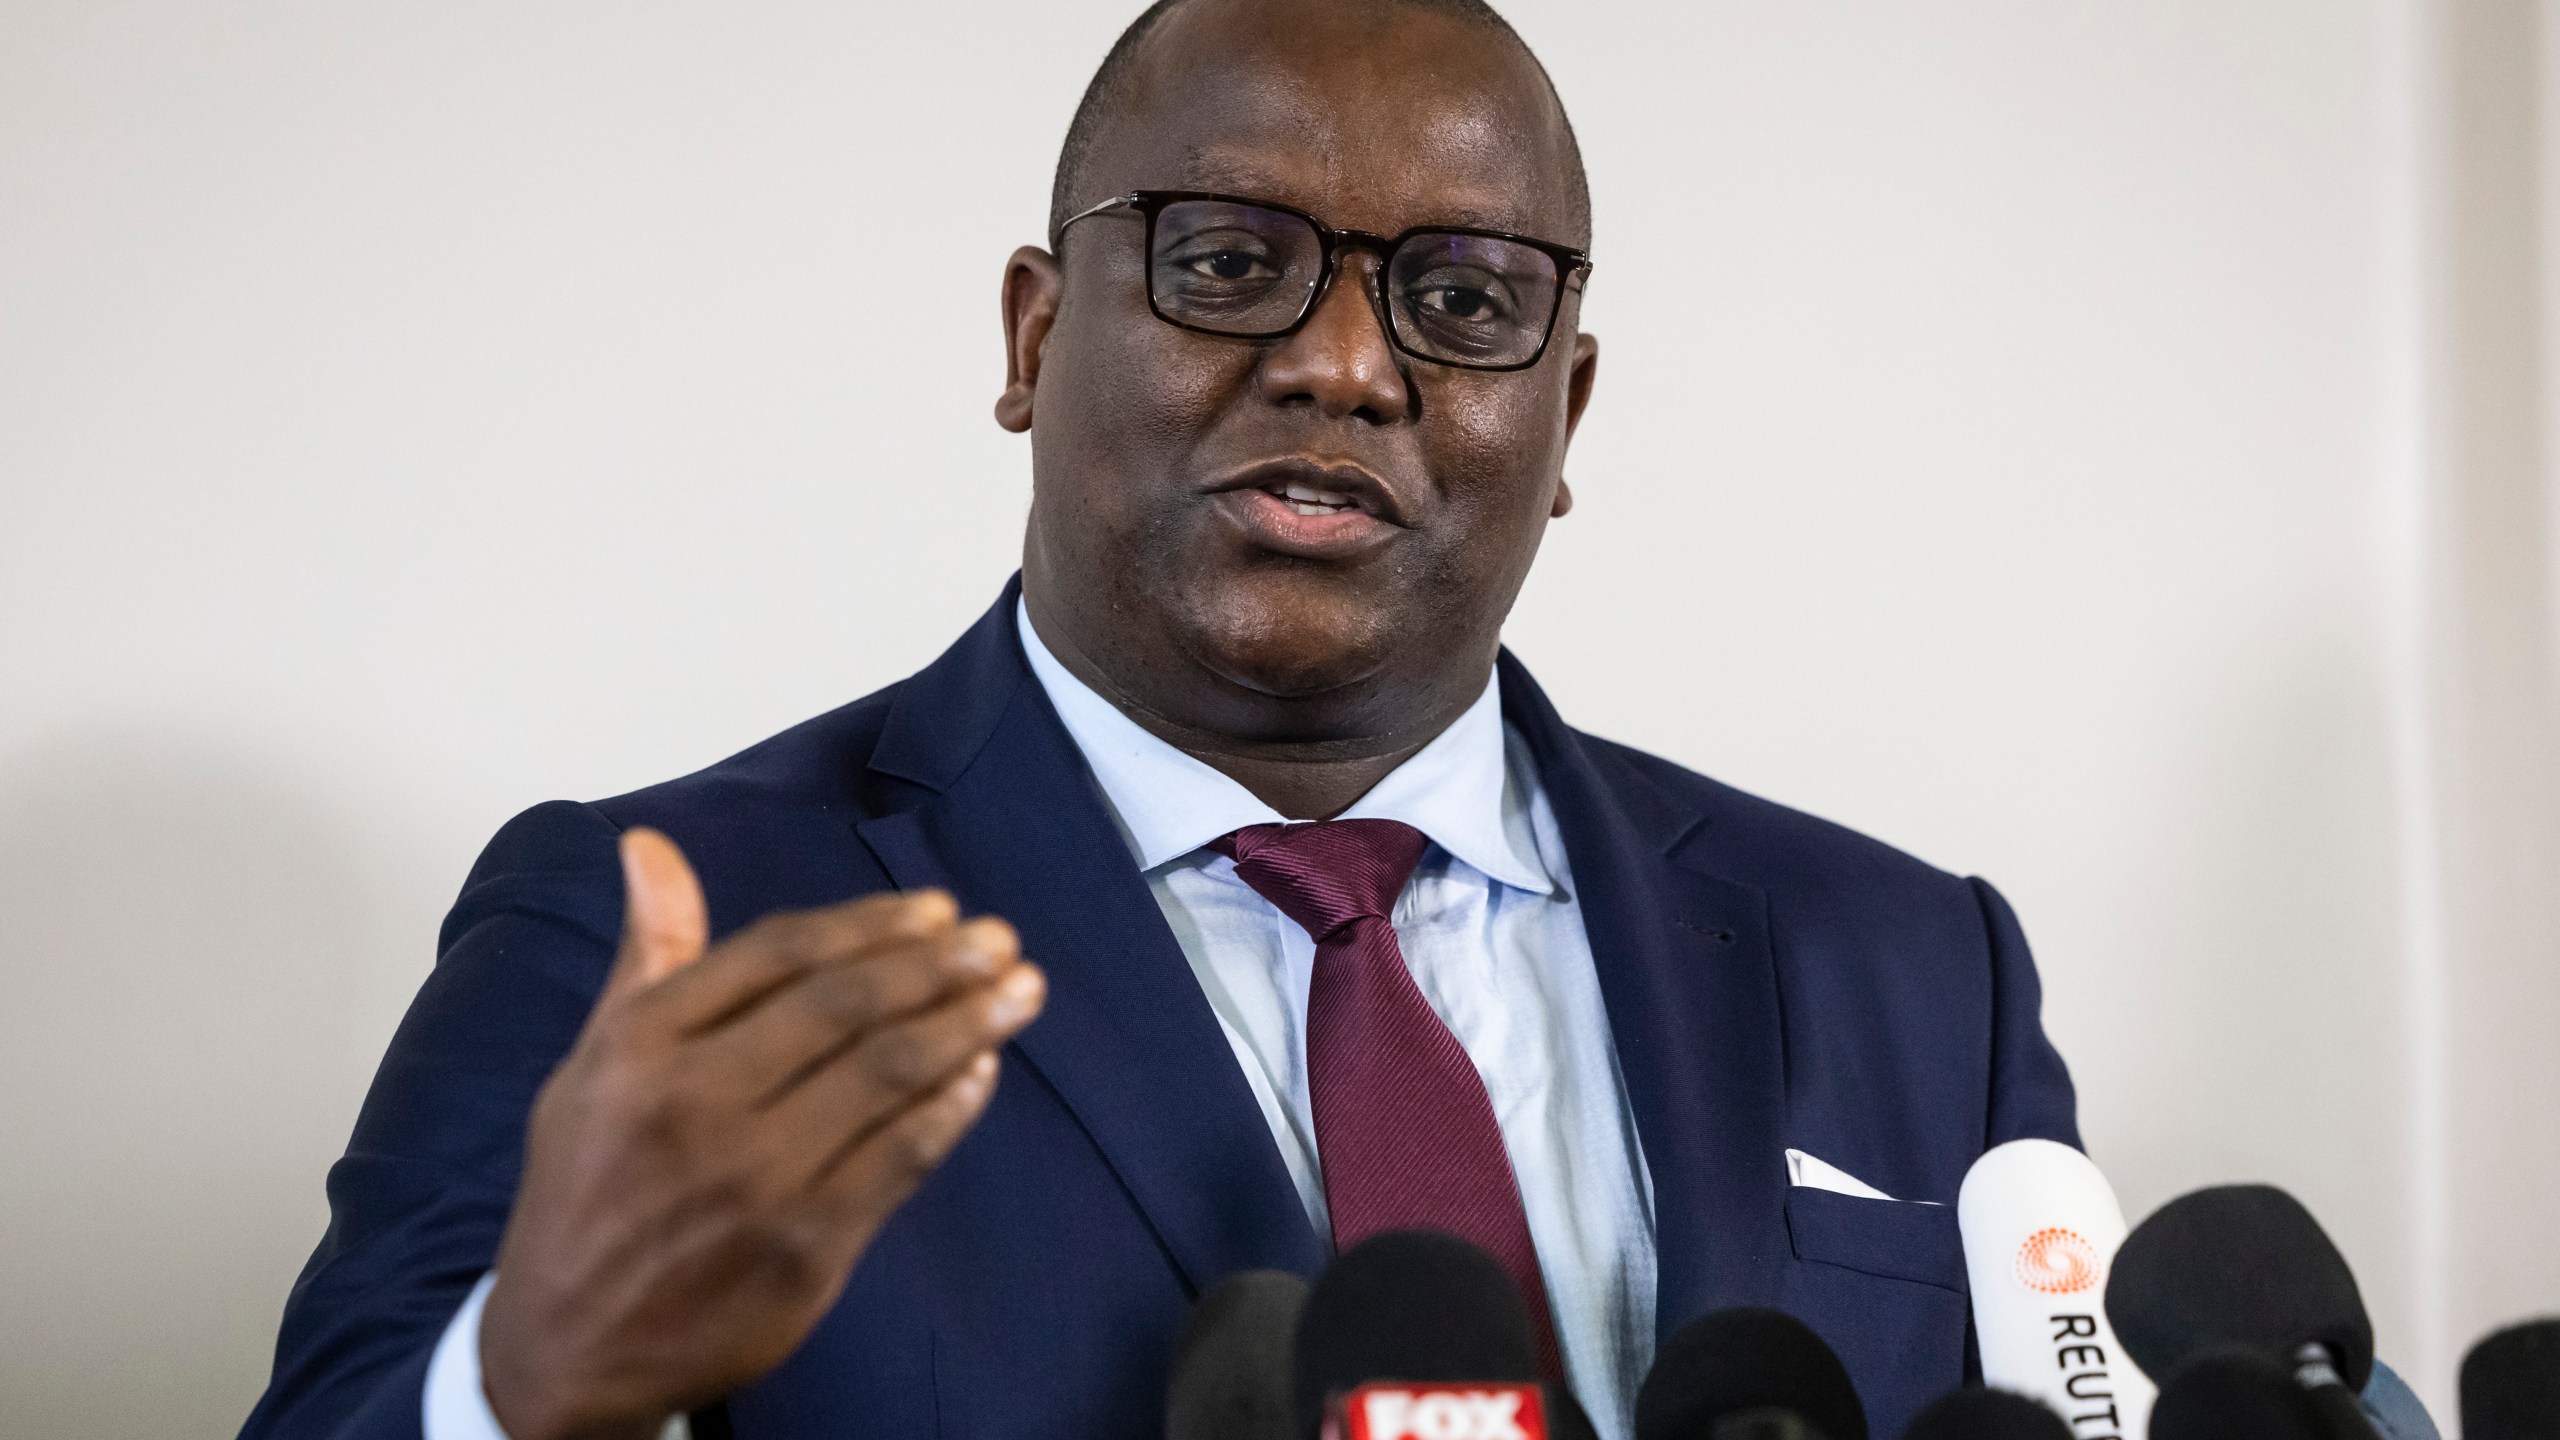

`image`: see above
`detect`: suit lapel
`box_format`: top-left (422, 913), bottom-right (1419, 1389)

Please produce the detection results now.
top-left (1499, 652), bottom-right (1793, 1339)
top-left (854, 586), bottom-right (1325, 1292)
top-left (844, 595), bottom-right (1783, 1320)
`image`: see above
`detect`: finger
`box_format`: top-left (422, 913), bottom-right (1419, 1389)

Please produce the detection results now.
top-left (805, 1050), bottom-right (1002, 1246)
top-left (632, 889), bottom-right (961, 1035)
top-left (605, 828), bottom-right (710, 997)
top-left (763, 962), bottom-right (1044, 1180)
top-left (693, 918), bottom-right (1022, 1105)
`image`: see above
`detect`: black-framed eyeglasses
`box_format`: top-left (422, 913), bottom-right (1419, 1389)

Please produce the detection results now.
top-left (1053, 189), bottom-right (1592, 373)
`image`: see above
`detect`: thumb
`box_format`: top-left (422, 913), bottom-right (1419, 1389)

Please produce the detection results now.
top-left (608, 827), bottom-right (708, 994)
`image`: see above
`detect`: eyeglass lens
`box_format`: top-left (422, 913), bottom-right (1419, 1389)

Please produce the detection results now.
top-left (1148, 199), bottom-right (1562, 369)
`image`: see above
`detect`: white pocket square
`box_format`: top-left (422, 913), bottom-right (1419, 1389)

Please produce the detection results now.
top-left (1786, 1148), bottom-right (1901, 1201)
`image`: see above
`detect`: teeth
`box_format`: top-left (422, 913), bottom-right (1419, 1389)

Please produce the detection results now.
top-left (1279, 481), bottom-right (1356, 515)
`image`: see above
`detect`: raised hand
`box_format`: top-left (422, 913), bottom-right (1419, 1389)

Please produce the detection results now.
top-left (477, 828), bottom-right (1044, 1440)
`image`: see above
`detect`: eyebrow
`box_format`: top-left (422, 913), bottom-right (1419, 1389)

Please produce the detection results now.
top-left (1172, 150), bottom-right (1297, 197)
top-left (1170, 152), bottom-right (1545, 236)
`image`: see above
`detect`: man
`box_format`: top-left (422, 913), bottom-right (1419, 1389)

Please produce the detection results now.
top-left (244, 1), bottom-right (2078, 1437)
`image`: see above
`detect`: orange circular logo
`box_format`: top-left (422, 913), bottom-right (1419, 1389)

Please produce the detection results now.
top-left (2015, 1227), bottom-right (2101, 1294)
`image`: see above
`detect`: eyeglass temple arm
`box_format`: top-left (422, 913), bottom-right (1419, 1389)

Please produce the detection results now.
top-left (1050, 193), bottom-right (1143, 248)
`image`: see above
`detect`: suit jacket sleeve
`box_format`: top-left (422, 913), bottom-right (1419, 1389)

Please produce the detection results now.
top-left (239, 801), bottom-right (628, 1440)
top-left (1969, 875), bottom-right (2082, 1151)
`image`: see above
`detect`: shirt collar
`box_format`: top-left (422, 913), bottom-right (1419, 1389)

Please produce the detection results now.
top-left (1016, 597), bottom-right (1554, 895)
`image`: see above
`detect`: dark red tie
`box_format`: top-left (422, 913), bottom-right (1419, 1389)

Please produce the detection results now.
top-left (1213, 820), bottom-right (1562, 1379)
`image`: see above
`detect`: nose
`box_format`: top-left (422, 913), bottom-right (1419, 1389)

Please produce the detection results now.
top-left (1255, 251), bottom-right (1413, 424)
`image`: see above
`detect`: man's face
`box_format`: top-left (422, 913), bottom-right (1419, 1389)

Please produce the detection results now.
top-left (1003, 0), bottom-right (1598, 746)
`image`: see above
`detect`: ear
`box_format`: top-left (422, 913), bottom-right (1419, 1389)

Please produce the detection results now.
top-left (1554, 332), bottom-right (1599, 517)
top-left (995, 245), bottom-right (1064, 433)
top-left (1563, 331), bottom-right (1599, 443)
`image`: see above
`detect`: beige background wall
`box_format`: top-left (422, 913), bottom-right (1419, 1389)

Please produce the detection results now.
top-left (2, 1), bottom-right (2552, 1433)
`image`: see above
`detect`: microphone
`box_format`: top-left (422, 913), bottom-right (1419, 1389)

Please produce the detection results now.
top-left (1332, 1382), bottom-right (1552, 1440)
top-left (2149, 1348), bottom-right (2329, 1440)
top-left (1167, 1270), bottom-right (1310, 1440)
top-left (1633, 1307), bottom-right (1868, 1440)
top-left (1900, 1388), bottom-right (2071, 1440)
top-left (2462, 1318), bottom-right (2560, 1440)
top-left (1955, 1139), bottom-right (2155, 1440)
top-left (1292, 1230), bottom-right (1540, 1440)
top-left (2104, 1184), bottom-right (2380, 1440)
top-left (1545, 1384), bottom-right (1601, 1440)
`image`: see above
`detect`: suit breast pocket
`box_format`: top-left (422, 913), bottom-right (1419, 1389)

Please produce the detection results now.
top-left (1783, 1185), bottom-right (1967, 1292)
top-left (1777, 1187), bottom-right (1971, 1438)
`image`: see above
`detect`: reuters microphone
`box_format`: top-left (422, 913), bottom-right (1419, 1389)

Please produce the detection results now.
top-left (1957, 1139), bottom-right (2156, 1440)
top-left (1334, 1382), bottom-right (1550, 1440)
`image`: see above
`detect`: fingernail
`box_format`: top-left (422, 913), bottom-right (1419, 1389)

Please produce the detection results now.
top-left (954, 922), bottom-right (1009, 975)
top-left (987, 966), bottom-right (1043, 1026)
top-left (900, 890), bottom-right (958, 931)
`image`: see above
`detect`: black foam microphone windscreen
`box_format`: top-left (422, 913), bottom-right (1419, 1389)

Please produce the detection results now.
top-left (1634, 1307), bottom-right (1868, 1440)
top-left (2104, 1184), bottom-right (2375, 1392)
top-left (1291, 1230), bottom-right (1539, 1440)
top-left (2148, 1348), bottom-right (2327, 1440)
top-left (2462, 1318), bottom-right (2560, 1440)
top-left (1547, 1383), bottom-right (1601, 1440)
top-left (1167, 1270), bottom-right (1311, 1440)
top-left (1900, 1388), bottom-right (2071, 1440)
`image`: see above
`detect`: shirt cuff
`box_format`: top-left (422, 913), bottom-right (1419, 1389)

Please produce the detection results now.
top-left (424, 1275), bottom-right (693, 1440)
top-left (424, 1272), bottom-right (511, 1440)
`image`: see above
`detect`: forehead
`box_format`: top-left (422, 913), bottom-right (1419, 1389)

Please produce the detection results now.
top-left (1086, 0), bottom-right (1581, 243)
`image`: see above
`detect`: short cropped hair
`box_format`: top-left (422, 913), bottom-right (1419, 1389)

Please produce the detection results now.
top-left (1048, 0), bottom-right (1591, 243)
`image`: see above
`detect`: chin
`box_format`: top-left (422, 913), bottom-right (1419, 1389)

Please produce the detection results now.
top-left (1172, 569), bottom-right (1409, 704)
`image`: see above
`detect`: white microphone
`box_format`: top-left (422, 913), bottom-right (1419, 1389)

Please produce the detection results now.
top-left (1957, 1139), bottom-right (2157, 1440)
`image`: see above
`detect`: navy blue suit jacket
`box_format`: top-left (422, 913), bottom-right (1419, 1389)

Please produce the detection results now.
top-left (244, 581), bottom-right (2078, 1440)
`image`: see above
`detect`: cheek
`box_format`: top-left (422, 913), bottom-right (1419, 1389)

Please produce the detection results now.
top-left (1420, 373), bottom-right (1570, 554)
top-left (1037, 290), bottom-right (1247, 509)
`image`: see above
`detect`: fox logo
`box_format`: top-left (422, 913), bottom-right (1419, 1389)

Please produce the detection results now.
top-left (1339, 1382), bottom-right (1548, 1440)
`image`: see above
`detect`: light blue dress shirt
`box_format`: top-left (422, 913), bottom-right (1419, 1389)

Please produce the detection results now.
top-left (422, 604), bottom-right (1660, 1440)
top-left (1018, 602), bottom-right (1658, 1438)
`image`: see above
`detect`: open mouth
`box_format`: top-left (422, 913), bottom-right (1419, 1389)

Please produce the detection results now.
top-left (1205, 456), bottom-right (1405, 525)
top-left (1272, 481), bottom-right (1361, 517)
top-left (1200, 457), bottom-right (1408, 558)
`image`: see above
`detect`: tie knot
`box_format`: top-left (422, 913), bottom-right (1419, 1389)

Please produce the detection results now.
top-left (1212, 819), bottom-right (1432, 941)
